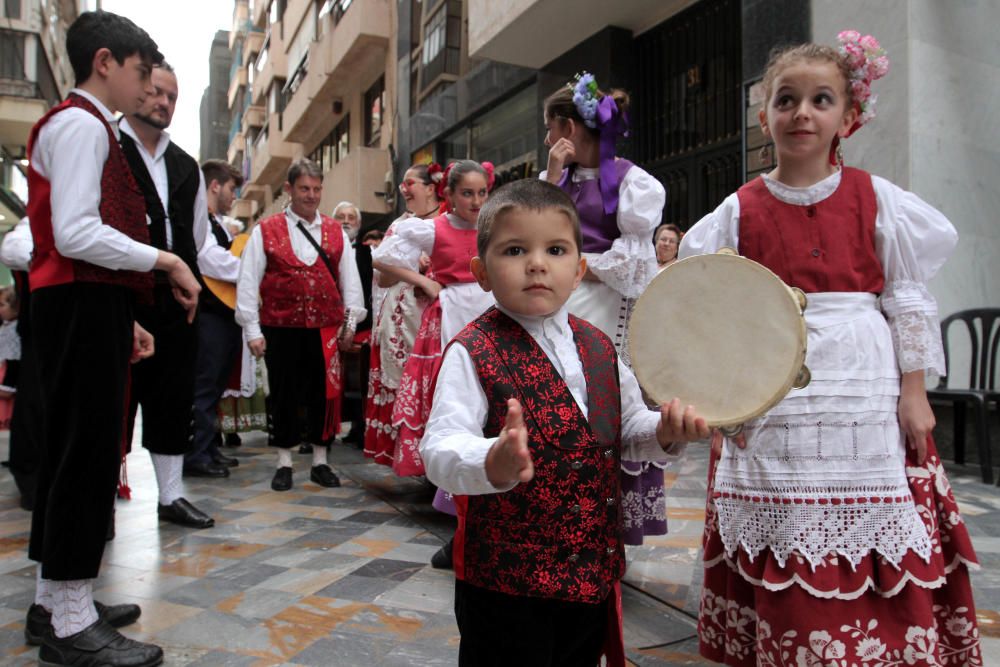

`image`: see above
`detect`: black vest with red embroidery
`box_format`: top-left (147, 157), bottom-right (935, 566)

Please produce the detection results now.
top-left (26, 93), bottom-right (152, 296)
top-left (452, 307), bottom-right (625, 604)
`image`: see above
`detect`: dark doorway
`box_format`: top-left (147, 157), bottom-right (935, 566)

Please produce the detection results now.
top-left (633, 0), bottom-right (742, 229)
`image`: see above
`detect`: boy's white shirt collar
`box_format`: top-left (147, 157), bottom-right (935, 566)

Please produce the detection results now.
top-left (494, 302), bottom-right (571, 339)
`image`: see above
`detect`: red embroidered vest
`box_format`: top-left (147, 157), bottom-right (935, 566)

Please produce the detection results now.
top-left (451, 308), bottom-right (625, 604)
top-left (430, 215), bottom-right (477, 286)
top-left (258, 213), bottom-right (345, 329)
top-left (27, 93), bottom-right (153, 295)
top-left (737, 167), bottom-right (883, 293)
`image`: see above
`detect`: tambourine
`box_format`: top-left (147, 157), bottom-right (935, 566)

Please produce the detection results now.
top-left (202, 232), bottom-right (249, 310)
top-left (629, 249), bottom-right (810, 434)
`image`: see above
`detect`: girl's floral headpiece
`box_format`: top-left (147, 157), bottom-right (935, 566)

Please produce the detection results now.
top-left (836, 30), bottom-right (889, 133)
top-left (571, 72), bottom-right (600, 129)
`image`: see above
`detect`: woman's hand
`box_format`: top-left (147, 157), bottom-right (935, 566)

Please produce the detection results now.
top-left (899, 371), bottom-right (934, 465)
top-left (545, 138), bottom-right (576, 183)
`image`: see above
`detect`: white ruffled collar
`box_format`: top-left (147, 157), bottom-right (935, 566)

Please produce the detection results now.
top-left (762, 170), bottom-right (842, 206)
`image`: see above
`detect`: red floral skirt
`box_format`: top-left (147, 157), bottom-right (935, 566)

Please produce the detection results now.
top-left (390, 299), bottom-right (443, 477)
top-left (698, 438), bottom-right (983, 666)
top-left (363, 341), bottom-right (398, 466)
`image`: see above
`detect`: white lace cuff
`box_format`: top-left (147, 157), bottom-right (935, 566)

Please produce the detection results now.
top-left (585, 234), bottom-right (657, 299)
top-left (880, 280), bottom-right (945, 375)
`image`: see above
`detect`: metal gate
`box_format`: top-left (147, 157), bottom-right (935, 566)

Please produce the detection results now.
top-left (633, 0), bottom-right (742, 229)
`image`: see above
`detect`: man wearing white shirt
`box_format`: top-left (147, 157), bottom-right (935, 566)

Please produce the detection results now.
top-left (119, 62), bottom-right (218, 529)
top-left (236, 159), bottom-right (366, 491)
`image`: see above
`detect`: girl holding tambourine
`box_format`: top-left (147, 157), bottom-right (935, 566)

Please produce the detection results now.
top-left (681, 34), bottom-right (981, 664)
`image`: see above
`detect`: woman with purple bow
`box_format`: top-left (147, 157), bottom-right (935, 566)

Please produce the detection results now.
top-left (541, 73), bottom-right (670, 546)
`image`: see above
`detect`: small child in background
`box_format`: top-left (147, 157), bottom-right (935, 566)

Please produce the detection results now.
top-left (0, 286), bottom-right (20, 429)
top-left (421, 179), bottom-right (709, 666)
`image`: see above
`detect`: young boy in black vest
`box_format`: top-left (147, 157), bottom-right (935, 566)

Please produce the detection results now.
top-left (420, 179), bottom-right (709, 666)
top-left (24, 10), bottom-right (199, 666)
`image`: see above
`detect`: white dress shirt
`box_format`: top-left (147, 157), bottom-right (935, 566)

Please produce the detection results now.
top-left (420, 303), bottom-right (685, 496)
top-left (29, 88), bottom-right (158, 272)
top-left (197, 213), bottom-right (241, 282)
top-left (235, 206), bottom-right (367, 342)
top-left (118, 118), bottom-right (208, 254)
top-left (0, 217), bottom-right (32, 271)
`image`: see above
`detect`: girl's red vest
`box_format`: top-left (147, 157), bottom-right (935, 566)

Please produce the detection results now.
top-left (258, 213), bottom-right (345, 329)
top-left (26, 93), bottom-right (153, 295)
top-left (736, 167), bottom-right (883, 293)
top-left (450, 308), bottom-right (626, 604)
top-left (429, 215), bottom-right (477, 286)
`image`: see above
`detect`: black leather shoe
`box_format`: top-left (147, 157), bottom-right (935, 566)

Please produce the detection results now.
top-left (271, 466), bottom-right (293, 491)
top-left (309, 464), bottom-right (340, 488)
top-left (224, 432), bottom-right (242, 448)
top-left (25, 602), bottom-right (142, 645)
top-left (211, 452), bottom-right (239, 468)
top-left (38, 619), bottom-right (162, 667)
top-left (157, 498), bottom-right (215, 529)
top-left (431, 537), bottom-right (454, 570)
top-left (298, 443), bottom-right (313, 454)
top-left (182, 461), bottom-right (230, 478)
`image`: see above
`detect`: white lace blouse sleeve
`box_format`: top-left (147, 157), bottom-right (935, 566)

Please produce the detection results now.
top-left (678, 193), bottom-right (742, 259)
top-left (873, 176), bottom-right (957, 377)
top-left (584, 166), bottom-right (664, 299)
top-left (371, 216), bottom-right (434, 270)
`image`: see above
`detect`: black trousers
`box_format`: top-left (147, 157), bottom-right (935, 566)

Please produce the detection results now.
top-left (186, 308), bottom-right (241, 466)
top-left (261, 325), bottom-right (330, 448)
top-left (127, 283), bottom-right (197, 455)
top-left (8, 273), bottom-right (39, 506)
top-left (28, 283), bottom-right (133, 580)
top-left (454, 580), bottom-right (609, 667)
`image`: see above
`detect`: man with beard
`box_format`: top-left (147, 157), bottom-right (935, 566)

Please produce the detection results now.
top-left (119, 62), bottom-right (220, 529)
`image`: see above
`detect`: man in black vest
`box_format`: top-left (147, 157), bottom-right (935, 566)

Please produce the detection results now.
top-left (186, 160), bottom-right (244, 476)
top-left (120, 62), bottom-right (218, 529)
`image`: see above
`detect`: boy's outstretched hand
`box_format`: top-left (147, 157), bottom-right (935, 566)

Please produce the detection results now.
top-left (485, 398), bottom-right (534, 489)
top-left (656, 398), bottom-right (711, 450)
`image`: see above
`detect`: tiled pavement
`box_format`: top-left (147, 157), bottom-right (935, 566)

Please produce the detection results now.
top-left (1, 430), bottom-right (998, 666)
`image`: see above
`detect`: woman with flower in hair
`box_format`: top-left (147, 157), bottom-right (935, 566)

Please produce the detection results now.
top-left (681, 33), bottom-right (980, 664)
top-left (363, 162), bottom-right (443, 465)
top-left (543, 73), bottom-right (672, 546)
top-left (372, 160), bottom-right (496, 479)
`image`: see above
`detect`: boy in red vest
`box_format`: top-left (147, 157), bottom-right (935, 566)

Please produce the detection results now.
top-left (24, 10), bottom-right (199, 666)
top-left (421, 179), bottom-right (709, 666)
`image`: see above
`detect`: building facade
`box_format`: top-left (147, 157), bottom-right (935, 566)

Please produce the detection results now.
top-left (200, 29), bottom-right (233, 162)
top-left (226, 0), bottom-right (396, 232)
top-left (0, 0), bottom-right (80, 234)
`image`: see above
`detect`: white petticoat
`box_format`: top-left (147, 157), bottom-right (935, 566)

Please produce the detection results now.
top-left (713, 292), bottom-right (933, 570)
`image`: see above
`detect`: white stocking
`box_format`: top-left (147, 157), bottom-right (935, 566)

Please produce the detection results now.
top-left (49, 579), bottom-right (98, 638)
top-left (150, 453), bottom-right (183, 505)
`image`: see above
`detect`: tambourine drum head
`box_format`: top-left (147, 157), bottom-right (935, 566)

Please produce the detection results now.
top-left (629, 254), bottom-right (806, 427)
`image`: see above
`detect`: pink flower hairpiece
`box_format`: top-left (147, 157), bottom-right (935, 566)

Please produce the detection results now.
top-left (837, 30), bottom-right (890, 131)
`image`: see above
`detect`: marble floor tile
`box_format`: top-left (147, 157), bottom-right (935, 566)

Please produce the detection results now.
top-left (1, 428), bottom-right (997, 666)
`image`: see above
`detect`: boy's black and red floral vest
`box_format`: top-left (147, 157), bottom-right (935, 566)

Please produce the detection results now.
top-left (451, 307), bottom-right (625, 604)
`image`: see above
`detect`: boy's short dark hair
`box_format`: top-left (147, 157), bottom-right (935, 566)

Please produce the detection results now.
top-left (67, 11), bottom-right (163, 86)
top-left (201, 159), bottom-right (244, 189)
top-left (476, 179), bottom-right (581, 257)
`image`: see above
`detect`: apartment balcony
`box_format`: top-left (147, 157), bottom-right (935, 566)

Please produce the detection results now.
top-left (227, 65), bottom-right (248, 110)
top-left (242, 103), bottom-right (266, 133)
top-left (230, 197), bottom-right (258, 221)
top-left (229, 1), bottom-right (250, 49)
top-left (282, 0), bottom-right (389, 146)
top-left (250, 112), bottom-right (300, 186)
top-left (242, 27), bottom-right (265, 65)
top-left (317, 146), bottom-right (392, 215)
top-left (241, 182), bottom-right (269, 207)
top-left (227, 128), bottom-right (245, 165)
top-left (251, 0), bottom-right (267, 29)
top-left (251, 23), bottom-right (286, 106)
top-left (0, 80), bottom-right (49, 148)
